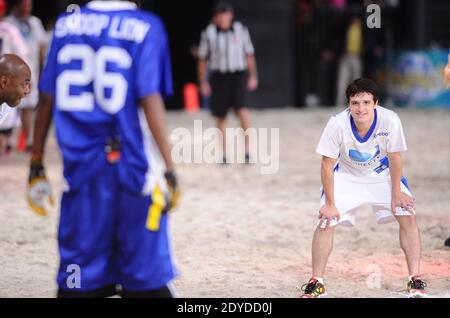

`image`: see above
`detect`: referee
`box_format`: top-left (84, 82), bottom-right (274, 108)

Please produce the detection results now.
top-left (197, 1), bottom-right (258, 164)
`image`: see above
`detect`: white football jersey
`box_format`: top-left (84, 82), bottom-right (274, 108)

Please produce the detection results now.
top-left (0, 103), bottom-right (10, 125)
top-left (316, 106), bottom-right (407, 180)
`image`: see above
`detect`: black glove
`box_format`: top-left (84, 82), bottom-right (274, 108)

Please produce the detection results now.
top-left (164, 171), bottom-right (181, 212)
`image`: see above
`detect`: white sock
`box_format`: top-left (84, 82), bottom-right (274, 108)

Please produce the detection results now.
top-left (409, 274), bottom-right (420, 281)
top-left (313, 277), bottom-right (324, 285)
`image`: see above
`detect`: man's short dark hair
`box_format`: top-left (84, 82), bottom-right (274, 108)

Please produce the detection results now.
top-left (214, 1), bottom-right (233, 14)
top-left (345, 78), bottom-right (379, 103)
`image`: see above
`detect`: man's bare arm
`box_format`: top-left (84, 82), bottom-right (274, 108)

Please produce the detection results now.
top-left (318, 155), bottom-right (340, 228)
top-left (140, 93), bottom-right (181, 210)
top-left (140, 93), bottom-right (174, 172)
top-left (197, 58), bottom-right (211, 97)
top-left (246, 54), bottom-right (258, 79)
top-left (246, 55), bottom-right (258, 91)
top-left (197, 58), bottom-right (209, 83)
top-left (321, 156), bottom-right (337, 207)
top-left (31, 93), bottom-right (54, 158)
top-left (387, 152), bottom-right (402, 196)
top-left (28, 93), bottom-right (54, 216)
top-left (388, 151), bottom-right (415, 214)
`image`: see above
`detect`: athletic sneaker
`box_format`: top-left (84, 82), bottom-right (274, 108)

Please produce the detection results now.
top-left (406, 275), bottom-right (428, 298)
top-left (444, 236), bottom-right (450, 247)
top-left (300, 278), bottom-right (327, 298)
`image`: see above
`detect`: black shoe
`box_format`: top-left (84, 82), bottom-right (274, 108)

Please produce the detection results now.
top-left (445, 236), bottom-right (450, 247)
top-left (220, 156), bottom-right (228, 164)
top-left (244, 153), bottom-right (251, 164)
top-left (57, 284), bottom-right (118, 298)
top-left (120, 285), bottom-right (175, 298)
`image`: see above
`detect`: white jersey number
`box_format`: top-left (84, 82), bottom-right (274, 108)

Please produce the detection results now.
top-left (56, 44), bottom-right (132, 114)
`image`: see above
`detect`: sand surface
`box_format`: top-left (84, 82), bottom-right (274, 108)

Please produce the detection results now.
top-left (1, 107), bottom-right (449, 298)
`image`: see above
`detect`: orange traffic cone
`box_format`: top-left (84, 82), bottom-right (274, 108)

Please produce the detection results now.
top-left (17, 129), bottom-right (27, 152)
top-left (183, 83), bottom-right (199, 113)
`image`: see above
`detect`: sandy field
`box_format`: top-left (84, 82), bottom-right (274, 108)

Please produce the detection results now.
top-left (0, 107), bottom-right (449, 298)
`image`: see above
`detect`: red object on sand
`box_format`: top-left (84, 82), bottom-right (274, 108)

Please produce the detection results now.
top-left (183, 83), bottom-right (199, 112)
top-left (17, 130), bottom-right (27, 152)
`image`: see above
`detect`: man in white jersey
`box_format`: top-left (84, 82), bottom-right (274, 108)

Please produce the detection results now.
top-left (0, 0), bottom-right (29, 155)
top-left (0, 54), bottom-right (31, 124)
top-left (300, 78), bottom-right (427, 298)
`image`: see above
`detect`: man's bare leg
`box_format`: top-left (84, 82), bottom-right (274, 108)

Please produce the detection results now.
top-left (217, 116), bottom-right (227, 162)
top-left (312, 225), bottom-right (335, 278)
top-left (235, 107), bottom-right (251, 154)
top-left (395, 215), bottom-right (421, 276)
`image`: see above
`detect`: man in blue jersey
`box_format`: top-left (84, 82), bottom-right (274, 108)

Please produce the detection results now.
top-left (27, 1), bottom-right (181, 298)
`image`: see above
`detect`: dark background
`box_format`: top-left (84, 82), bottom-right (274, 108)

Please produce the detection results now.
top-left (11, 0), bottom-right (450, 109)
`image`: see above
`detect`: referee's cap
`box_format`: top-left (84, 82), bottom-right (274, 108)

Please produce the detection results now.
top-left (214, 1), bottom-right (234, 14)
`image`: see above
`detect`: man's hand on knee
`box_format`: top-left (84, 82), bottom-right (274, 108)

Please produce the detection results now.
top-left (318, 204), bottom-right (341, 229)
top-left (391, 192), bottom-right (415, 215)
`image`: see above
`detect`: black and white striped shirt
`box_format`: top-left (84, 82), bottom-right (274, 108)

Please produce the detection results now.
top-left (198, 21), bottom-right (255, 73)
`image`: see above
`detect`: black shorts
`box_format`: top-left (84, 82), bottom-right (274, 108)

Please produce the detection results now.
top-left (210, 71), bottom-right (247, 118)
top-left (0, 128), bottom-right (13, 136)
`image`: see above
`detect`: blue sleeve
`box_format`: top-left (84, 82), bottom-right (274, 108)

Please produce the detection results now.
top-left (136, 19), bottom-right (173, 98)
top-left (39, 31), bottom-right (58, 96)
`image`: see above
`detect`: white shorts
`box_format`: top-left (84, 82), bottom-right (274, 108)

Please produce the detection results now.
top-left (319, 173), bottom-right (415, 228)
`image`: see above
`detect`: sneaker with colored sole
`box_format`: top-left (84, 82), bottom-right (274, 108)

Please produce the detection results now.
top-left (300, 278), bottom-right (327, 298)
top-left (406, 275), bottom-right (428, 298)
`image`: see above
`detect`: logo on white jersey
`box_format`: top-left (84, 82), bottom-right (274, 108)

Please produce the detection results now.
top-left (349, 145), bottom-right (380, 163)
top-left (373, 132), bottom-right (389, 138)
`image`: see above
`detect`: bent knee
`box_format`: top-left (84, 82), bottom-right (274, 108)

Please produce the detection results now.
top-left (315, 224), bottom-right (336, 233)
top-left (235, 107), bottom-right (249, 116)
top-left (395, 214), bottom-right (418, 228)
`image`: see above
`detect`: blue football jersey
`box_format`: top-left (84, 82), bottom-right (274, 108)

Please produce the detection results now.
top-left (40, 1), bottom-right (173, 193)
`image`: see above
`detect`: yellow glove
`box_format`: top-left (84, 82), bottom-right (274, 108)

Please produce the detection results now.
top-left (27, 154), bottom-right (54, 216)
top-left (164, 171), bottom-right (181, 212)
